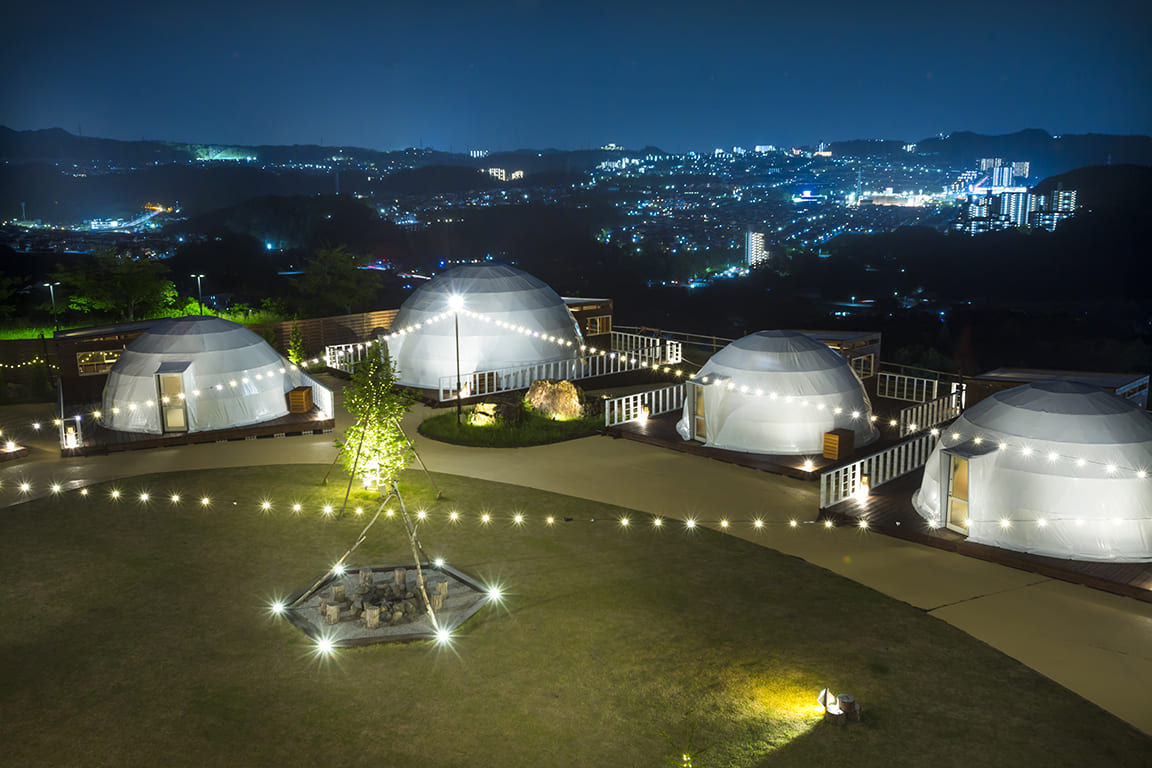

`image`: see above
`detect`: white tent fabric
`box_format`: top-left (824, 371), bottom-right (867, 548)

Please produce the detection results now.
top-left (101, 317), bottom-right (330, 435)
top-left (913, 381), bottom-right (1152, 562)
top-left (384, 264), bottom-right (583, 389)
top-left (675, 330), bottom-right (878, 455)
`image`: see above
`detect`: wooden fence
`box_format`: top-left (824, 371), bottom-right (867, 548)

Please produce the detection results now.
top-left (897, 388), bottom-right (964, 435)
top-left (604, 383), bottom-right (687, 427)
top-left (818, 432), bottom-right (940, 509)
top-left (438, 352), bottom-right (654, 402)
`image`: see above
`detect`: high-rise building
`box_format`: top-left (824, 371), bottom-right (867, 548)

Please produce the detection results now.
top-left (745, 232), bottom-right (767, 268)
top-left (470, 149), bottom-right (489, 159)
top-left (992, 166), bottom-right (1014, 188)
top-left (980, 157), bottom-right (1004, 171)
top-left (1050, 188), bottom-right (1077, 212)
top-left (1012, 161), bottom-right (1030, 179)
top-left (487, 168), bottom-right (506, 181)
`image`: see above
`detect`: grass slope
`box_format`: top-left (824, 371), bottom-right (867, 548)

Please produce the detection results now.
top-left (0, 466), bottom-right (1146, 767)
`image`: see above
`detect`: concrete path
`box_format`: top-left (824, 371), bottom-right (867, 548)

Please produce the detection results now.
top-left (2, 394), bottom-right (1151, 736)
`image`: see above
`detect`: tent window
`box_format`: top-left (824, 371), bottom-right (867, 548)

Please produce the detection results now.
top-left (586, 316), bottom-right (612, 335)
top-left (77, 350), bottom-right (121, 376)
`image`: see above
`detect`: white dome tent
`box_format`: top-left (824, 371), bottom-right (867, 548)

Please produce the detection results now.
top-left (913, 381), bottom-right (1152, 562)
top-left (675, 330), bottom-right (878, 455)
top-left (383, 264), bottom-right (583, 390)
top-left (101, 316), bottom-right (330, 435)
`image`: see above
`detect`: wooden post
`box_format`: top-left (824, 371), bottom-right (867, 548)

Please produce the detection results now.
top-left (435, 581), bottom-right (448, 596)
top-left (431, 593), bottom-right (444, 611)
top-left (359, 568), bottom-right (373, 586)
top-left (823, 705), bottom-right (846, 726)
top-left (838, 694), bottom-right (860, 721)
top-left (331, 584), bottom-right (345, 602)
top-left (393, 568), bottom-right (406, 588)
top-left (325, 601), bottom-right (341, 625)
top-left (364, 604), bottom-right (381, 629)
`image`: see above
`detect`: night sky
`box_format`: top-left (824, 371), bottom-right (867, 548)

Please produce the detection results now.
top-left (4, 0), bottom-right (1150, 152)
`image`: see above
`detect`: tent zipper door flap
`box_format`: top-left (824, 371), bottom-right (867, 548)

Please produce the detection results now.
top-left (945, 453), bottom-right (970, 534)
top-left (157, 371), bottom-right (189, 433)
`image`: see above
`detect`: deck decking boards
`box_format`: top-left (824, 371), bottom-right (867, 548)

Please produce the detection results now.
top-left (68, 407), bottom-right (334, 456)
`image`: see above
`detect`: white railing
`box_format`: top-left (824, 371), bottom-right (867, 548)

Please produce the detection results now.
top-left (610, 331), bottom-right (683, 365)
top-left (324, 342), bottom-right (373, 374)
top-left (818, 432), bottom-right (940, 509)
top-left (876, 372), bottom-right (939, 402)
top-left (604, 383), bottom-right (687, 427)
top-left (438, 352), bottom-right (654, 402)
top-left (897, 386), bottom-right (964, 435)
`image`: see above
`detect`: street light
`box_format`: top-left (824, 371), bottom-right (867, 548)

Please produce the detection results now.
top-left (190, 274), bottom-right (205, 316)
top-left (43, 282), bottom-right (60, 330)
top-left (448, 293), bottom-right (464, 424)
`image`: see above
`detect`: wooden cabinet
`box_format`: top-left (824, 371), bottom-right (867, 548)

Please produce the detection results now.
top-left (823, 428), bottom-right (855, 460)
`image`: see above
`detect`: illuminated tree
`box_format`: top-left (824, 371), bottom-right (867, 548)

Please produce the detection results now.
top-left (339, 348), bottom-right (411, 489)
top-left (288, 322), bottom-right (305, 365)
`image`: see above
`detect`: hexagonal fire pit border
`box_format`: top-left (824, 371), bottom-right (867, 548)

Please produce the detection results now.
top-left (281, 562), bottom-right (491, 647)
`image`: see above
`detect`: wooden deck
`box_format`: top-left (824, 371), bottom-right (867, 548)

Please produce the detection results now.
top-left (823, 470), bottom-right (1152, 604)
top-left (67, 407), bottom-right (334, 457)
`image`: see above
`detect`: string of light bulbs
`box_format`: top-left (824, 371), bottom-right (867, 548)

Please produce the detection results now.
top-left (902, 426), bottom-right (1152, 479)
top-left (4, 482), bottom-right (1152, 531)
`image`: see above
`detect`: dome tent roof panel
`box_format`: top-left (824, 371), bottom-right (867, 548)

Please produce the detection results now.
top-left (677, 330), bottom-right (878, 455)
top-left (912, 382), bottom-right (1152, 562)
top-left (385, 264), bottom-right (583, 389)
top-left (100, 316), bottom-right (322, 435)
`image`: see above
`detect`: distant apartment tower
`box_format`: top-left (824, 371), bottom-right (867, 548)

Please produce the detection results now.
top-left (470, 149), bottom-right (490, 159)
top-left (991, 166), bottom-right (1014, 188)
top-left (754, 145), bottom-right (775, 153)
top-left (980, 157), bottom-right (1004, 171)
top-left (1050, 188), bottom-right (1077, 212)
top-left (745, 232), bottom-right (768, 268)
top-left (1011, 161), bottom-right (1030, 179)
top-left (487, 168), bottom-right (507, 181)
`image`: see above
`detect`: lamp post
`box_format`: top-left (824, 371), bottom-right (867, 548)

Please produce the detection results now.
top-left (191, 274), bottom-right (205, 315)
top-left (43, 282), bottom-right (60, 330)
top-left (448, 293), bottom-right (464, 424)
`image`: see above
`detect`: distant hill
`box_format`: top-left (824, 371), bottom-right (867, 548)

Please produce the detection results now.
top-left (913, 130), bottom-right (1152, 177)
top-left (830, 129), bottom-right (1152, 177)
top-left (1030, 164), bottom-right (1152, 211)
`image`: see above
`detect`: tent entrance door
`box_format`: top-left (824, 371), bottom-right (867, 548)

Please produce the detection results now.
top-left (692, 382), bottom-right (705, 442)
top-left (157, 373), bottom-right (188, 433)
top-left (945, 454), bottom-right (970, 534)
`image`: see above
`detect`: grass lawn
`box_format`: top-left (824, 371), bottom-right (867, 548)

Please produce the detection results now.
top-left (420, 405), bottom-right (603, 446)
top-left (0, 466), bottom-right (1147, 768)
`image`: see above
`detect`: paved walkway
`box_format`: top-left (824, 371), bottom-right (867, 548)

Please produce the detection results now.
top-left (3, 394), bottom-right (1151, 736)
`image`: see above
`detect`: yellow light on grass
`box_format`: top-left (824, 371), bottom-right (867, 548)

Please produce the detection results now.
top-left (546, 516), bottom-right (555, 525)
top-left (170, 494), bottom-right (180, 503)
top-left (323, 505), bottom-right (334, 516)
top-left (754, 519), bottom-right (764, 529)
top-left (824, 520), bottom-right (834, 529)
top-left (685, 519), bottom-right (696, 529)
top-left (51, 483), bottom-right (61, 494)
top-left (261, 500), bottom-right (272, 511)
top-left (201, 497), bottom-right (210, 506)
top-left (110, 489), bottom-right (120, 499)
top-left (789, 520), bottom-right (797, 528)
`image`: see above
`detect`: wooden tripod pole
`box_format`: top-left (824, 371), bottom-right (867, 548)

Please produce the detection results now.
top-left (289, 493), bottom-right (391, 609)
top-left (391, 482), bottom-right (438, 629)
